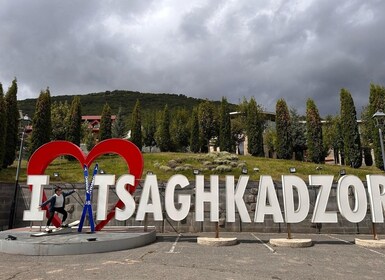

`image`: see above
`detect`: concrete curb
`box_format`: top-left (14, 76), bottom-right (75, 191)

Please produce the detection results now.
top-left (197, 237), bottom-right (238, 246)
top-left (355, 238), bottom-right (385, 248)
top-left (269, 238), bottom-right (313, 248)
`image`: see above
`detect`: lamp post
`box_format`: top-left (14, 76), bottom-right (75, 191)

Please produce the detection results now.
top-left (371, 110), bottom-right (385, 240)
top-left (8, 114), bottom-right (31, 229)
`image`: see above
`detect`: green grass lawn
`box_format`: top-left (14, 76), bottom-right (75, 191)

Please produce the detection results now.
top-left (0, 152), bottom-right (382, 184)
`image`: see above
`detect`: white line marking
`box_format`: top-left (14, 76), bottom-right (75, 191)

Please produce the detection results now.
top-left (325, 234), bottom-right (385, 257)
top-left (167, 233), bottom-right (182, 253)
top-left (324, 234), bottom-right (352, 244)
top-left (251, 233), bottom-right (276, 253)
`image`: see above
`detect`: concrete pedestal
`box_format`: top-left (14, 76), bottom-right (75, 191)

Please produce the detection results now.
top-left (269, 238), bottom-right (313, 248)
top-left (355, 238), bottom-right (385, 248)
top-left (197, 237), bottom-right (238, 246)
top-left (0, 226), bottom-right (156, 256)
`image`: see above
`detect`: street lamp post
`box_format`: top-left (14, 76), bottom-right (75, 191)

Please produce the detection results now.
top-left (8, 114), bottom-right (31, 229)
top-left (371, 110), bottom-right (385, 240)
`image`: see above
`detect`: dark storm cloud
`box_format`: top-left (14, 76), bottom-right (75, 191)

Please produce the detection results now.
top-left (1, 0), bottom-right (384, 116)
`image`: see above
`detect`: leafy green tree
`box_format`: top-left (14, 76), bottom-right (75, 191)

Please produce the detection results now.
top-left (99, 103), bottom-right (112, 141)
top-left (156, 105), bottom-right (172, 152)
top-left (31, 88), bottom-right (52, 153)
top-left (3, 79), bottom-right (19, 168)
top-left (246, 97), bottom-right (264, 156)
top-left (143, 111), bottom-right (157, 152)
top-left (323, 115), bottom-right (343, 164)
top-left (112, 106), bottom-right (126, 138)
top-left (219, 97), bottom-right (233, 152)
top-left (130, 100), bottom-right (142, 149)
top-left (231, 116), bottom-right (245, 155)
top-left (290, 108), bottom-right (306, 161)
top-left (264, 125), bottom-right (277, 158)
top-left (306, 99), bottom-right (324, 163)
top-left (66, 96), bottom-right (82, 147)
top-left (368, 83), bottom-right (385, 170)
top-left (190, 108), bottom-right (200, 153)
top-left (82, 121), bottom-right (96, 152)
top-left (51, 101), bottom-right (69, 140)
top-left (198, 100), bottom-right (218, 152)
top-left (340, 88), bottom-right (362, 168)
top-left (0, 84), bottom-right (6, 169)
top-left (170, 108), bottom-right (190, 151)
top-left (275, 99), bottom-right (292, 159)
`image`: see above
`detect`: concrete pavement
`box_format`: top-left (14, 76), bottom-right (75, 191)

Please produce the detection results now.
top-left (1, 232), bottom-right (385, 280)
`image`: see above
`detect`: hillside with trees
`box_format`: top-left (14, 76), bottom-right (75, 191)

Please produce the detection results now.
top-left (18, 90), bottom-right (235, 118)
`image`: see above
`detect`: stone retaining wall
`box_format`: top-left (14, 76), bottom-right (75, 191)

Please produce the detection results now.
top-left (1, 180), bottom-right (384, 234)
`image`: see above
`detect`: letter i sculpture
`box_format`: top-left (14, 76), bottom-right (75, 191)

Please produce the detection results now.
top-left (78, 164), bottom-right (98, 233)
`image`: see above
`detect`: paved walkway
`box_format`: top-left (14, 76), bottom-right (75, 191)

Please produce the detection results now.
top-left (1, 232), bottom-right (385, 280)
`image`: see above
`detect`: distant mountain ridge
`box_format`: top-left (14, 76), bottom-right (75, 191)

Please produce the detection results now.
top-left (18, 90), bottom-right (236, 118)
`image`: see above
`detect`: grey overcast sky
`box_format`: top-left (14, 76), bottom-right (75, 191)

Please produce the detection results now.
top-left (1, 0), bottom-right (384, 116)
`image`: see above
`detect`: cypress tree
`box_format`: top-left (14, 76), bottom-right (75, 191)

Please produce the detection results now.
top-left (156, 105), bottom-right (172, 152)
top-left (0, 84), bottom-right (6, 169)
top-left (143, 111), bottom-right (157, 152)
top-left (31, 88), bottom-right (52, 153)
top-left (306, 99), bottom-right (324, 163)
top-left (170, 109), bottom-right (190, 151)
top-left (368, 84), bottom-right (385, 170)
top-left (130, 100), bottom-right (142, 149)
top-left (340, 88), bottom-right (362, 168)
top-left (99, 103), bottom-right (112, 141)
top-left (198, 100), bottom-right (217, 152)
top-left (3, 79), bottom-right (19, 168)
top-left (112, 106), bottom-right (126, 138)
top-left (66, 96), bottom-right (82, 147)
top-left (219, 97), bottom-right (233, 152)
top-left (290, 108), bottom-right (306, 161)
top-left (246, 97), bottom-right (264, 156)
top-left (275, 99), bottom-right (292, 159)
top-left (51, 101), bottom-right (69, 140)
top-left (190, 108), bottom-right (200, 153)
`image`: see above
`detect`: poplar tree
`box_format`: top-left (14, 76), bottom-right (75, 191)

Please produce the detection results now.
top-left (219, 97), bottom-right (233, 152)
top-left (130, 100), bottom-right (142, 149)
top-left (275, 99), bottom-right (292, 159)
top-left (246, 97), bottom-right (264, 156)
top-left (99, 103), bottom-right (112, 141)
top-left (31, 88), bottom-right (52, 153)
top-left (340, 88), bottom-right (362, 168)
top-left (190, 108), bottom-right (200, 153)
top-left (3, 79), bottom-right (19, 168)
top-left (66, 96), bottom-right (82, 147)
top-left (306, 99), bottom-right (324, 163)
top-left (0, 84), bottom-right (6, 169)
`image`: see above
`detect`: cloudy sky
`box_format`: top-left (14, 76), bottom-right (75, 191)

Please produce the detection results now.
top-left (1, 0), bottom-right (384, 116)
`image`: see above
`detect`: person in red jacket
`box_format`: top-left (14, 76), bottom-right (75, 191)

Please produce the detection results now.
top-left (39, 186), bottom-right (76, 231)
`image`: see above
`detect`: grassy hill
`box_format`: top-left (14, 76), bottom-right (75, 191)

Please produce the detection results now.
top-left (0, 152), bottom-right (380, 184)
top-left (18, 90), bottom-right (237, 118)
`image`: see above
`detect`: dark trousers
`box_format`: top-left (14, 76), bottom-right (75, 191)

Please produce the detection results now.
top-left (47, 207), bottom-right (67, 226)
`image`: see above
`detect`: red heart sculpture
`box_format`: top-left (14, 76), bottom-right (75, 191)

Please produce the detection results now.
top-left (27, 139), bottom-right (144, 231)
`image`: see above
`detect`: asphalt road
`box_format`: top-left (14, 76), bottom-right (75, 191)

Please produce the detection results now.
top-left (1, 232), bottom-right (385, 280)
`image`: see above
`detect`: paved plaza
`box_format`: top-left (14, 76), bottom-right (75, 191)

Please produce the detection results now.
top-left (1, 232), bottom-right (385, 280)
